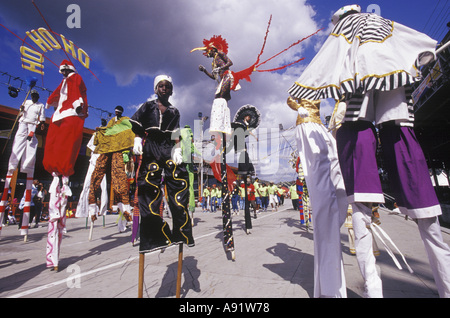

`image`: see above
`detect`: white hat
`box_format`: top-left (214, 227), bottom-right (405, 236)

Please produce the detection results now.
top-left (154, 75), bottom-right (173, 93)
top-left (331, 4), bottom-right (361, 25)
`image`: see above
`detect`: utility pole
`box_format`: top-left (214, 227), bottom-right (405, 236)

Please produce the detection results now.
top-left (197, 112), bottom-right (208, 208)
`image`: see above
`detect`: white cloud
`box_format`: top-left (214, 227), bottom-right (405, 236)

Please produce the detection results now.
top-left (0, 0), bottom-right (332, 182)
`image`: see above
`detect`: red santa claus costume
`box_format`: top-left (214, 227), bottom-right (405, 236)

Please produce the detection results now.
top-left (43, 60), bottom-right (88, 271)
top-left (43, 60), bottom-right (88, 179)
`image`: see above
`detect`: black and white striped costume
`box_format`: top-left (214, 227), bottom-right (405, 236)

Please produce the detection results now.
top-left (288, 13), bottom-right (436, 124)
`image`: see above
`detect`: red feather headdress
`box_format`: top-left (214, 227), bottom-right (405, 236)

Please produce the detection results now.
top-left (191, 15), bottom-right (323, 90)
top-left (191, 35), bottom-right (229, 56)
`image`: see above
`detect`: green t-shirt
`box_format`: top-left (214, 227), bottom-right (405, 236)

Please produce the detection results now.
top-left (268, 185), bottom-right (277, 195)
top-left (259, 185), bottom-right (268, 196)
top-left (253, 181), bottom-right (260, 197)
top-left (239, 186), bottom-right (245, 197)
top-left (289, 185), bottom-right (298, 200)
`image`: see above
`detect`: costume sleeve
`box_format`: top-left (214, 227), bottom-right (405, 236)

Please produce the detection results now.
top-left (39, 103), bottom-right (46, 122)
top-left (287, 97), bottom-right (300, 111)
top-left (46, 82), bottom-right (62, 108)
top-left (130, 103), bottom-right (147, 137)
top-left (75, 74), bottom-right (88, 118)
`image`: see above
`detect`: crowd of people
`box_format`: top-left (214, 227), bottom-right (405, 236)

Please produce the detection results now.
top-left (1, 179), bottom-right (48, 228)
top-left (201, 177), bottom-right (298, 214)
top-left (1, 3), bottom-right (449, 298)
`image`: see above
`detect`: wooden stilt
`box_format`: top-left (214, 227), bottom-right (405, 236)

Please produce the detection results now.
top-left (176, 243), bottom-right (184, 298)
top-left (138, 253), bottom-right (145, 298)
top-left (10, 169), bottom-right (18, 204)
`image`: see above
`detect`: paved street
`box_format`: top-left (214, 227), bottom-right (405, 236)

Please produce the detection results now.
top-left (0, 200), bottom-right (448, 300)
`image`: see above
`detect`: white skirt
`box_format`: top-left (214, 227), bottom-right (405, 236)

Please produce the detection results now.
top-left (209, 98), bottom-right (232, 135)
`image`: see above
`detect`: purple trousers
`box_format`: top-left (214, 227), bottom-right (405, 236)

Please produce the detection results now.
top-left (336, 121), bottom-right (440, 218)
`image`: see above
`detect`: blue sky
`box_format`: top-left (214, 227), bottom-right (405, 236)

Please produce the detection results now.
top-left (0, 0), bottom-right (448, 182)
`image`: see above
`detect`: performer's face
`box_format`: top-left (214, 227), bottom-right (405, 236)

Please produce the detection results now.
top-left (156, 80), bottom-right (173, 100)
top-left (206, 48), bottom-right (216, 58)
top-left (61, 69), bottom-right (73, 77)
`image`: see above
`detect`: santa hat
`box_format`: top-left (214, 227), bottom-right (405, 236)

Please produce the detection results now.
top-left (59, 59), bottom-right (76, 73)
top-left (331, 4), bottom-right (361, 25)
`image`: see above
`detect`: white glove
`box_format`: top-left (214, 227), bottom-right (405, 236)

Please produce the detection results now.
top-left (173, 147), bottom-right (183, 165)
top-left (133, 137), bottom-right (143, 155)
top-left (298, 107), bottom-right (309, 118)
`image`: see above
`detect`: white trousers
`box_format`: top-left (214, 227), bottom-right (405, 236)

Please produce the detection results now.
top-left (295, 123), bottom-right (348, 297)
top-left (46, 175), bottom-right (70, 268)
top-left (417, 217), bottom-right (450, 298)
top-left (46, 215), bottom-right (66, 268)
top-left (351, 202), bottom-right (383, 298)
top-left (76, 153), bottom-right (108, 218)
top-left (8, 122), bottom-right (38, 174)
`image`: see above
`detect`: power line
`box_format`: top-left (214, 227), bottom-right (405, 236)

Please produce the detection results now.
top-left (429, 2), bottom-right (450, 40)
top-left (423, 0), bottom-right (450, 41)
top-left (423, 0), bottom-right (443, 33)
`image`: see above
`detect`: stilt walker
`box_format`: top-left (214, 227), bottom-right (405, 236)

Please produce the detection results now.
top-left (87, 105), bottom-right (134, 240)
top-left (0, 81), bottom-right (44, 240)
top-left (191, 17), bottom-right (317, 258)
top-left (180, 125), bottom-right (201, 225)
top-left (131, 75), bottom-right (194, 297)
top-left (288, 4), bottom-right (449, 297)
top-left (232, 105), bottom-right (261, 235)
top-left (191, 35), bottom-right (236, 259)
top-left (43, 60), bottom-right (88, 271)
top-left (286, 97), bottom-right (347, 297)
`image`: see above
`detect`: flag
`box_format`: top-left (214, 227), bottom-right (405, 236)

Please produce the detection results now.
top-left (210, 155), bottom-right (236, 192)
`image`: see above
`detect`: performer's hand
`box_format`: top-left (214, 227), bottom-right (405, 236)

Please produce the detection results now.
top-left (133, 137), bottom-right (143, 155)
top-left (173, 147), bottom-right (183, 165)
top-left (298, 107), bottom-right (309, 118)
top-left (27, 131), bottom-right (34, 141)
top-left (199, 65), bottom-right (206, 72)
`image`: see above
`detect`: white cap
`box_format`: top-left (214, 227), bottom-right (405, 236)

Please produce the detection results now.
top-left (154, 75), bottom-right (173, 93)
top-left (331, 4), bottom-right (361, 25)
